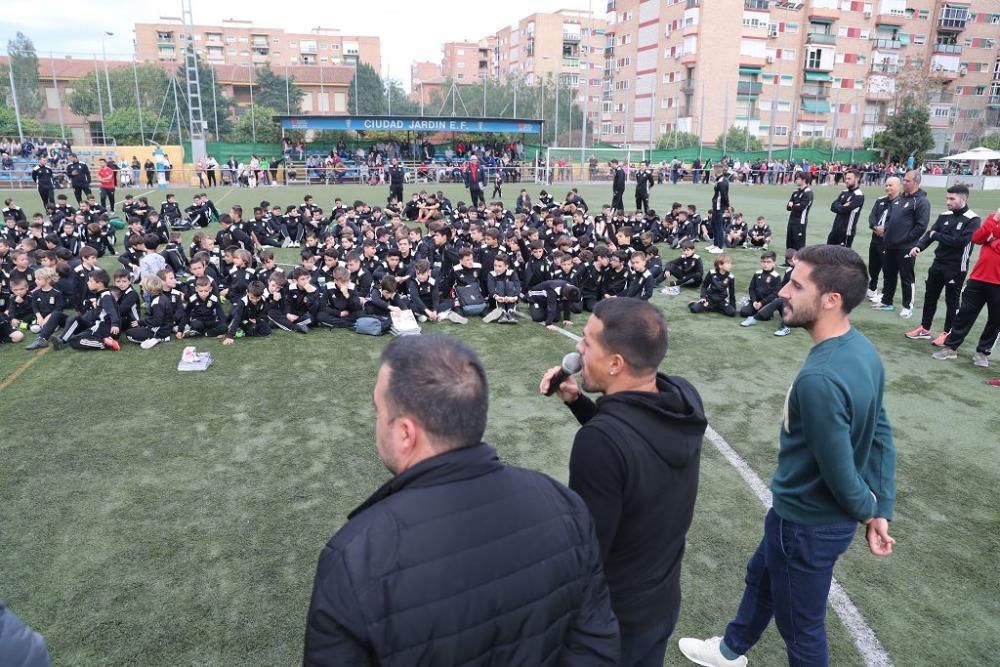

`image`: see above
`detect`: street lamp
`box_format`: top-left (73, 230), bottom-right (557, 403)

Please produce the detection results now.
top-left (102, 31), bottom-right (114, 113)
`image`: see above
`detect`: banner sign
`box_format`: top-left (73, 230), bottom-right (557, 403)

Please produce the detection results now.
top-left (276, 115), bottom-right (543, 134)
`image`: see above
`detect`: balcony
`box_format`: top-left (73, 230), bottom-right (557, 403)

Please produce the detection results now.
top-left (800, 84), bottom-right (831, 98)
top-left (744, 0), bottom-right (769, 9)
top-left (563, 57), bottom-right (582, 68)
top-left (938, 10), bottom-right (969, 31)
top-left (928, 91), bottom-right (955, 104)
top-left (736, 81), bottom-right (763, 95)
top-left (989, 95), bottom-right (1000, 107)
top-left (870, 61), bottom-right (899, 74)
top-left (872, 38), bottom-right (902, 49)
top-left (563, 32), bottom-right (581, 42)
top-left (680, 79), bottom-right (696, 93)
top-left (806, 32), bottom-right (837, 46)
top-left (933, 43), bottom-right (963, 54)
top-left (863, 113), bottom-right (886, 124)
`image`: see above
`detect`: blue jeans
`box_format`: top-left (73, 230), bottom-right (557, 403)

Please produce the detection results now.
top-left (723, 509), bottom-right (857, 667)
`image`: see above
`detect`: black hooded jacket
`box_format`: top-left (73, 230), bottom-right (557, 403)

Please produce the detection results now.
top-left (567, 373), bottom-right (707, 633)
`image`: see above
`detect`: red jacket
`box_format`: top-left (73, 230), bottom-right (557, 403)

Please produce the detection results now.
top-left (969, 212), bottom-right (1000, 285)
top-left (98, 166), bottom-right (115, 189)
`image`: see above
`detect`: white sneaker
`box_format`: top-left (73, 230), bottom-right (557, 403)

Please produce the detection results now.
top-left (447, 310), bottom-right (468, 324)
top-left (899, 307), bottom-right (912, 319)
top-left (417, 314), bottom-right (428, 323)
top-left (740, 316), bottom-right (758, 327)
top-left (482, 307), bottom-right (505, 323)
top-left (866, 288), bottom-right (877, 299)
top-left (972, 352), bottom-right (990, 367)
top-left (704, 245), bottom-right (718, 252)
top-left (29, 324), bottom-right (41, 334)
top-left (868, 291), bottom-right (883, 304)
top-left (661, 285), bottom-right (681, 296)
top-left (677, 636), bottom-right (748, 667)
top-left (140, 338), bottom-right (161, 350)
top-left (708, 247), bottom-right (724, 254)
top-left (774, 326), bottom-right (792, 337)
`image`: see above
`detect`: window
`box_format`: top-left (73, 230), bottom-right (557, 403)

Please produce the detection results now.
top-left (613, 124), bottom-right (625, 135)
top-left (45, 87), bottom-right (60, 109)
top-left (457, 73), bottom-right (464, 80)
top-left (772, 126), bottom-right (788, 136)
top-left (226, 35), bottom-right (236, 43)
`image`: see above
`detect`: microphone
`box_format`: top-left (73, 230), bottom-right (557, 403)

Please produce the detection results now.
top-left (545, 352), bottom-right (583, 396)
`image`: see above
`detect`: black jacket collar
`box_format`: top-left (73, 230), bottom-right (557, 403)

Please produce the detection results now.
top-left (349, 443), bottom-right (501, 519)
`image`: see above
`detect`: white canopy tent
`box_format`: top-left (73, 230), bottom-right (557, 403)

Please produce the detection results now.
top-left (940, 146), bottom-right (1000, 175)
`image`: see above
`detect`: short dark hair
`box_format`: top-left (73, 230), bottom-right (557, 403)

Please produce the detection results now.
top-left (592, 298), bottom-right (668, 374)
top-left (794, 245), bottom-right (868, 313)
top-left (946, 184), bottom-right (969, 197)
top-left (380, 334), bottom-right (488, 450)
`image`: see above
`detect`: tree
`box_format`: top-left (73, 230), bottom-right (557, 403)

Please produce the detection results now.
top-left (973, 133), bottom-right (1000, 150)
top-left (2, 32), bottom-right (43, 116)
top-left (103, 107), bottom-right (165, 145)
top-left (798, 137), bottom-right (832, 153)
top-left (656, 131), bottom-right (700, 150)
top-left (175, 59), bottom-right (234, 139)
top-left (348, 62), bottom-right (387, 115)
top-left (874, 100), bottom-right (934, 163)
top-left (385, 77), bottom-right (419, 116)
top-left (715, 126), bottom-right (762, 152)
top-left (251, 64), bottom-right (303, 115)
top-left (67, 65), bottom-right (170, 117)
top-left (0, 106), bottom-right (42, 138)
top-left (229, 105), bottom-right (283, 143)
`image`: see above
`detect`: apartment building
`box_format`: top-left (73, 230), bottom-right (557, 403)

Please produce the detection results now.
top-left (491, 10), bottom-right (608, 136)
top-left (134, 21), bottom-right (381, 72)
top-left (599, 0), bottom-right (1000, 153)
top-left (410, 39), bottom-right (495, 108)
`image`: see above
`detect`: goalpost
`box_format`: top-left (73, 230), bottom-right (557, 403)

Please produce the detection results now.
top-left (540, 146), bottom-right (649, 183)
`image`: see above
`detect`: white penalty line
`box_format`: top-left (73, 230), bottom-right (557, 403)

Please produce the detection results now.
top-left (544, 324), bottom-right (894, 667)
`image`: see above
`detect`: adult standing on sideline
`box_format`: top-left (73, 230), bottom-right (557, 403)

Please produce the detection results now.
top-left (873, 169), bottom-right (929, 319)
top-left (785, 170), bottom-right (814, 252)
top-left (387, 157), bottom-right (405, 205)
top-left (931, 207), bottom-right (1000, 368)
top-left (65, 153), bottom-right (92, 205)
top-left (827, 168), bottom-right (865, 247)
top-left (97, 158), bottom-right (117, 213)
top-left (305, 335), bottom-right (619, 666)
top-left (707, 164), bottom-right (730, 254)
top-left (541, 297), bottom-right (707, 667)
top-left (634, 160), bottom-right (655, 214)
top-left (464, 154), bottom-right (486, 209)
top-left (905, 184), bottom-right (980, 345)
top-left (30, 156), bottom-right (55, 209)
top-left (610, 159), bottom-right (626, 214)
top-left (679, 245), bottom-right (897, 667)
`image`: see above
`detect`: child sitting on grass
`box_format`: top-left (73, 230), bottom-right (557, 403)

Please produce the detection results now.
top-left (688, 254), bottom-right (736, 316)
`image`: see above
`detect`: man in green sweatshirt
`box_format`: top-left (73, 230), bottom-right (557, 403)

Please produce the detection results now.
top-left (679, 244), bottom-right (897, 667)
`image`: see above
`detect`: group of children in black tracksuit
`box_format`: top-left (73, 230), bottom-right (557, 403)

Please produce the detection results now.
top-left (2, 186), bottom-right (802, 351)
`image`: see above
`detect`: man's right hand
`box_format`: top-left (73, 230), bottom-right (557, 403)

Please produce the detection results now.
top-left (539, 365), bottom-right (581, 404)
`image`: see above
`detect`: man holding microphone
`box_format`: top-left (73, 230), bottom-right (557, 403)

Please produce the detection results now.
top-left (541, 297), bottom-right (708, 666)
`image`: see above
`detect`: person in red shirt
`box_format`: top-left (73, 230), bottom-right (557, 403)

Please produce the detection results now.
top-left (97, 158), bottom-right (117, 213)
top-left (932, 208), bottom-right (1000, 367)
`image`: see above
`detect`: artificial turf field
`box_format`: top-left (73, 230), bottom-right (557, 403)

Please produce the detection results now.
top-left (1, 179), bottom-right (998, 666)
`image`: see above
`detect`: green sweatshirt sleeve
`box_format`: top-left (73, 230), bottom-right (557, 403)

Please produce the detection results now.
top-left (797, 373), bottom-right (878, 521)
top-left (871, 405), bottom-right (897, 520)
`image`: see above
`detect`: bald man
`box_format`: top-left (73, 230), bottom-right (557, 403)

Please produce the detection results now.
top-left (872, 170), bottom-right (929, 319)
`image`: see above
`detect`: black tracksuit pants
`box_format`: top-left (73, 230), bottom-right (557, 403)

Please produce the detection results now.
top-left (921, 267), bottom-right (965, 332)
top-left (943, 279), bottom-right (1000, 355)
top-left (880, 249), bottom-right (916, 309)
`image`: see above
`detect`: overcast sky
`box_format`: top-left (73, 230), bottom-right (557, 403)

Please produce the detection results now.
top-left (4, 0), bottom-right (593, 90)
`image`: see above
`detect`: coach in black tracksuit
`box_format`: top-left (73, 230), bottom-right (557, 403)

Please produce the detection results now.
top-left (634, 162), bottom-right (655, 213)
top-left (610, 160), bottom-right (626, 213)
top-left (785, 171), bottom-right (813, 251)
top-left (387, 159), bottom-right (405, 204)
top-left (827, 170), bottom-right (865, 247)
top-left (877, 173), bottom-right (929, 312)
top-left (710, 166), bottom-right (730, 251)
top-left (908, 185), bottom-right (980, 335)
top-left (65, 154), bottom-right (92, 205)
top-left (31, 158), bottom-right (56, 208)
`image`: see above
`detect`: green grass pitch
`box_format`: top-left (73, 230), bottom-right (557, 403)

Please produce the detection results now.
top-left (1, 180), bottom-right (998, 665)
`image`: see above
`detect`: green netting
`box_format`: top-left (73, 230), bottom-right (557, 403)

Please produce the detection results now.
top-left (184, 142), bottom-right (880, 166)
